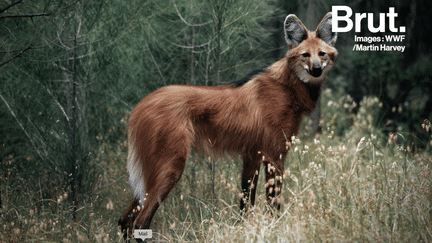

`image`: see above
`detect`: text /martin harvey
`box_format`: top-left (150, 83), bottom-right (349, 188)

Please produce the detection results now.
top-left (353, 44), bottom-right (405, 52)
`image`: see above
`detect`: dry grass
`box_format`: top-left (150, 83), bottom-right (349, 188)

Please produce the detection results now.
top-left (1, 90), bottom-right (432, 242)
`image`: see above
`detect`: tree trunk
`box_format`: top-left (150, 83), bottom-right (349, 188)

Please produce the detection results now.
top-left (303, 0), bottom-right (323, 136)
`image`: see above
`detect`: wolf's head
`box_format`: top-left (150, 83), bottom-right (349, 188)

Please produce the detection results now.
top-left (284, 13), bottom-right (338, 84)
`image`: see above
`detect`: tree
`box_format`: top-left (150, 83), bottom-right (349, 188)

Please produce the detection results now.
top-left (345, 0), bottom-right (432, 142)
top-left (1, 0), bottom-right (105, 218)
top-left (0, 0), bottom-right (51, 67)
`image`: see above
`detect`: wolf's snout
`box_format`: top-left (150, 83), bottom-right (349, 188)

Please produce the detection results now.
top-left (310, 63), bottom-right (322, 77)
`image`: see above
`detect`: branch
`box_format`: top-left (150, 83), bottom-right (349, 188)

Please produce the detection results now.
top-left (0, 49), bottom-right (19, 54)
top-left (167, 39), bottom-right (210, 50)
top-left (75, 8), bottom-right (83, 38)
top-left (0, 0), bottom-right (22, 14)
top-left (43, 84), bottom-right (70, 122)
top-left (68, 51), bottom-right (96, 61)
top-left (143, 40), bottom-right (166, 85)
top-left (0, 12), bottom-right (51, 19)
top-left (172, 0), bottom-right (213, 27)
top-left (0, 92), bottom-right (47, 163)
top-left (89, 89), bottom-right (133, 109)
top-left (0, 45), bottom-right (31, 67)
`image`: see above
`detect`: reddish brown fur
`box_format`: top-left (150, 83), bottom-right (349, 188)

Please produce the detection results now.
top-left (119, 12), bottom-right (337, 240)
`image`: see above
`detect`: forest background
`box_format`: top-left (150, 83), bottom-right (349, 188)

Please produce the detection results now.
top-left (1, 0), bottom-right (432, 242)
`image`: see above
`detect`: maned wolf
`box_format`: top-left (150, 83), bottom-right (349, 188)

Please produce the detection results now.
top-left (119, 12), bottom-right (337, 240)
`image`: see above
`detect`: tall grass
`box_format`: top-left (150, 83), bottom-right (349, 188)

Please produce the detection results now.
top-left (150, 90), bottom-right (432, 242)
top-left (1, 89), bottom-right (432, 242)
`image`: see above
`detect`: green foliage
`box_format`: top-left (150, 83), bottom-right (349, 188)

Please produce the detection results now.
top-left (1, 0), bottom-right (279, 241)
top-left (1, 0), bottom-right (432, 241)
top-left (348, 50), bottom-right (432, 145)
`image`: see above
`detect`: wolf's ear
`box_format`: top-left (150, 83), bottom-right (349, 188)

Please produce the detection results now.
top-left (316, 12), bottom-right (337, 46)
top-left (284, 14), bottom-right (308, 48)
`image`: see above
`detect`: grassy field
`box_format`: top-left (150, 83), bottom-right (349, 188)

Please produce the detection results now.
top-left (2, 89), bottom-right (432, 242)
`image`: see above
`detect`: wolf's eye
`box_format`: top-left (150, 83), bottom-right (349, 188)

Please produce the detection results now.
top-left (319, 51), bottom-right (326, 56)
top-left (302, 53), bottom-right (310, 58)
